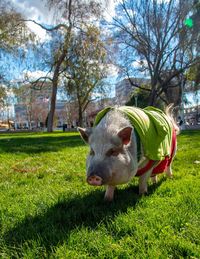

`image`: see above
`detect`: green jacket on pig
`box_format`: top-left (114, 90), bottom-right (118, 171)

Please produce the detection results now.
top-left (94, 106), bottom-right (173, 161)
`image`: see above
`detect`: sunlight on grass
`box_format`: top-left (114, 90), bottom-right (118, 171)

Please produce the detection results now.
top-left (0, 131), bottom-right (200, 258)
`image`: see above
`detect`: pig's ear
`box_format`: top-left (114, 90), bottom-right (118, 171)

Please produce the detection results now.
top-left (78, 127), bottom-right (92, 143)
top-left (117, 127), bottom-right (132, 145)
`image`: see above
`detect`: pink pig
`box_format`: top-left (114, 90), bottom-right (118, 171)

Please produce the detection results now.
top-left (78, 106), bottom-right (178, 201)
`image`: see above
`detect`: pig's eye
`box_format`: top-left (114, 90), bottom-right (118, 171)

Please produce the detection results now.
top-left (106, 148), bottom-right (120, 157)
top-left (90, 148), bottom-right (95, 156)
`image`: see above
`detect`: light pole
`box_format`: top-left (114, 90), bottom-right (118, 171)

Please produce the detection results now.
top-left (134, 95), bottom-right (138, 107)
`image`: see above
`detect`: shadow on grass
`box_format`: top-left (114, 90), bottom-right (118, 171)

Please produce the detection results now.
top-left (0, 135), bottom-right (85, 154)
top-left (179, 130), bottom-right (200, 136)
top-left (4, 180), bottom-right (164, 255)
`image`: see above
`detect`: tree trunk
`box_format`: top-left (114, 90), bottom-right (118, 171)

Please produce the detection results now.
top-left (47, 46), bottom-right (69, 132)
top-left (47, 78), bottom-right (58, 132)
top-left (164, 85), bottom-right (182, 107)
top-left (148, 88), bottom-right (157, 106)
top-left (78, 106), bottom-right (83, 127)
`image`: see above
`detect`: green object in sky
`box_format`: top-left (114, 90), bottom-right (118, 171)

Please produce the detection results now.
top-left (184, 18), bottom-right (194, 28)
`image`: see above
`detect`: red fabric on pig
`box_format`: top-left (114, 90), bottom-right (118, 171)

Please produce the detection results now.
top-left (136, 160), bottom-right (154, 176)
top-left (136, 129), bottom-right (177, 176)
top-left (152, 128), bottom-right (176, 175)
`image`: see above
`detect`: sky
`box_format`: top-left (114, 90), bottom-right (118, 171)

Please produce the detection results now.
top-left (5, 0), bottom-right (199, 106)
top-left (9, 0), bottom-right (118, 85)
top-left (11, 0), bottom-right (117, 42)
top-left (11, 0), bottom-right (55, 41)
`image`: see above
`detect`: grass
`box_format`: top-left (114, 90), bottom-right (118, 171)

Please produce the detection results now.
top-left (0, 130), bottom-right (200, 258)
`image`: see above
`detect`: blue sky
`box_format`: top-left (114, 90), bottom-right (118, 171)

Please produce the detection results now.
top-left (7, 0), bottom-right (118, 86)
top-left (3, 0), bottom-right (199, 106)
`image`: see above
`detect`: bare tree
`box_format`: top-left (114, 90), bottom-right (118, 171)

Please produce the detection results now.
top-left (113, 0), bottom-right (200, 106)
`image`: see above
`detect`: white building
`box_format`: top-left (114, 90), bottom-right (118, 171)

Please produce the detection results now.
top-left (14, 82), bottom-right (52, 129)
top-left (115, 77), bottom-right (150, 105)
top-left (183, 105), bottom-right (200, 125)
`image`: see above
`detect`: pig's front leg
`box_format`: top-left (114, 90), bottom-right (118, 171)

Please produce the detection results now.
top-left (104, 185), bottom-right (115, 202)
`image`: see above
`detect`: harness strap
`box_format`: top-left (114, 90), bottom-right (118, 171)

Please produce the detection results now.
top-left (136, 160), bottom-right (155, 176)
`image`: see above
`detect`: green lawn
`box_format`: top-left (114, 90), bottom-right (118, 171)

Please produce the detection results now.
top-left (0, 130), bottom-right (200, 258)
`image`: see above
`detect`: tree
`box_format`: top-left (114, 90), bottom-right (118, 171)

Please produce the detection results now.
top-left (0, 85), bottom-right (7, 123)
top-left (126, 85), bottom-right (165, 108)
top-left (185, 0), bottom-right (200, 92)
top-left (112, 0), bottom-right (200, 106)
top-left (126, 88), bottom-right (153, 108)
top-left (0, 85), bottom-right (7, 109)
top-left (26, 0), bottom-right (104, 132)
top-left (0, 0), bottom-right (32, 72)
top-left (0, 0), bottom-right (33, 118)
top-left (0, 1), bottom-right (31, 53)
top-left (0, 85), bottom-right (15, 128)
top-left (186, 64), bottom-right (200, 91)
top-left (64, 25), bottom-right (108, 126)
top-left (14, 84), bottom-right (37, 129)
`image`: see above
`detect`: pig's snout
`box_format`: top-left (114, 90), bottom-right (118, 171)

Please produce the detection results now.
top-left (87, 161), bottom-right (112, 186)
top-left (87, 175), bottom-right (103, 186)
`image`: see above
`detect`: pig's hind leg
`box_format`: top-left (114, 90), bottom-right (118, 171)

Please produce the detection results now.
top-left (139, 168), bottom-right (154, 195)
top-left (151, 175), bottom-right (158, 184)
top-left (166, 164), bottom-right (173, 178)
top-left (166, 141), bottom-right (177, 179)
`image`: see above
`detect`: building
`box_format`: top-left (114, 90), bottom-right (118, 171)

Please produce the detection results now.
top-left (183, 105), bottom-right (200, 125)
top-left (14, 77), bottom-right (154, 129)
top-left (115, 77), bottom-right (150, 105)
top-left (115, 79), bottom-right (133, 105)
top-left (14, 82), bottom-right (52, 129)
top-left (85, 97), bottom-right (116, 126)
top-left (14, 82), bottom-right (82, 129)
top-left (55, 100), bottom-right (68, 128)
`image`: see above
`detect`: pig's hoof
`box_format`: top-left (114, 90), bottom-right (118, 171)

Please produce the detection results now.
top-left (151, 175), bottom-right (157, 184)
top-left (139, 191), bottom-right (148, 196)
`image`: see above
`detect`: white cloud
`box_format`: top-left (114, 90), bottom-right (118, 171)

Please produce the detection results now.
top-left (11, 0), bottom-right (119, 40)
top-left (11, 0), bottom-right (53, 24)
top-left (11, 0), bottom-right (54, 41)
top-left (132, 60), bottom-right (148, 68)
top-left (10, 70), bottom-right (52, 83)
top-left (26, 21), bottom-right (50, 42)
top-left (103, 0), bottom-right (128, 22)
top-left (131, 60), bottom-right (141, 68)
top-left (107, 63), bottom-right (119, 76)
top-left (23, 70), bottom-right (52, 81)
top-left (103, 0), bottom-right (117, 22)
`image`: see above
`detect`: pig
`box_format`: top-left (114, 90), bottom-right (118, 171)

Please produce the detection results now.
top-left (78, 106), bottom-right (178, 201)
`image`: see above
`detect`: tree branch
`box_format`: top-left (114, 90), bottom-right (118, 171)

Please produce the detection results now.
top-left (23, 19), bottom-right (68, 31)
